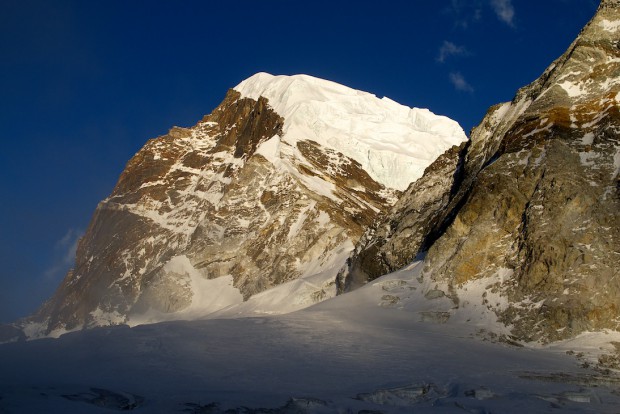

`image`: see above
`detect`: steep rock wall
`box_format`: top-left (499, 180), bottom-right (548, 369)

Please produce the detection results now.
top-left (343, 0), bottom-right (620, 342)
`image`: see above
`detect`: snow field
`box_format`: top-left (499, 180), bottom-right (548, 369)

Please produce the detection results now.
top-left (2, 260), bottom-right (620, 413)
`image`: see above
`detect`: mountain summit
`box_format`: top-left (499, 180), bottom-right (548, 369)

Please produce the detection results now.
top-left (24, 73), bottom-right (466, 337)
top-left (235, 73), bottom-right (466, 191)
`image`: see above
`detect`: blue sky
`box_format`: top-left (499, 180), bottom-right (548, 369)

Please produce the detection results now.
top-left (0, 0), bottom-right (599, 323)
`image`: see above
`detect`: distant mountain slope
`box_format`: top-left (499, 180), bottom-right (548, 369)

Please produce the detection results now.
top-left (22, 73), bottom-right (466, 337)
top-left (341, 0), bottom-right (620, 342)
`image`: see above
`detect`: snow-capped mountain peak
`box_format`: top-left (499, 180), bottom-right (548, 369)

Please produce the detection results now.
top-left (235, 72), bottom-right (467, 191)
top-left (20, 73), bottom-right (466, 337)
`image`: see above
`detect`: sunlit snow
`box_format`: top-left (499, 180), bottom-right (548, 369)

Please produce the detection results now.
top-left (235, 73), bottom-right (468, 191)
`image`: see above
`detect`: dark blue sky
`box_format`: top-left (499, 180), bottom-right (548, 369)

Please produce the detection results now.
top-left (0, 0), bottom-right (599, 323)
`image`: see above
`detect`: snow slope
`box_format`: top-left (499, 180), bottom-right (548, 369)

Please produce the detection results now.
top-left (126, 243), bottom-right (352, 325)
top-left (235, 73), bottom-right (468, 191)
top-left (2, 261), bottom-right (619, 413)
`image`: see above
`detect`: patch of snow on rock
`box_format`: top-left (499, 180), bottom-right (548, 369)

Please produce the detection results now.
top-left (599, 19), bottom-right (620, 33)
top-left (254, 134), bottom-right (281, 163)
top-left (559, 80), bottom-right (585, 98)
top-left (582, 132), bottom-right (595, 145)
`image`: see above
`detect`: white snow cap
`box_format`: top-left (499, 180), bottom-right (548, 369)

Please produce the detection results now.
top-left (234, 72), bottom-right (468, 191)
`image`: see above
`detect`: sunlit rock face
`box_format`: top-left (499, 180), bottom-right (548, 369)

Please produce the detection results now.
top-left (342, 1), bottom-right (620, 343)
top-left (24, 74), bottom-right (466, 337)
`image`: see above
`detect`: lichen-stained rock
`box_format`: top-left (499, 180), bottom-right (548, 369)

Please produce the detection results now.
top-left (426, 0), bottom-right (620, 342)
top-left (25, 74), bottom-right (466, 337)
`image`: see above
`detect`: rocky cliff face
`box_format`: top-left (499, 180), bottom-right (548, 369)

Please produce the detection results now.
top-left (342, 0), bottom-right (620, 342)
top-left (336, 141), bottom-right (468, 293)
top-left (25, 74), bottom-right (466, 337)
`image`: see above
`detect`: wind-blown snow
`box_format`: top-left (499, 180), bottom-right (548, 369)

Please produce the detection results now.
top-left (235, 73), bottom-right (468, 191)
top-left (127, 255), bottom-right (243, 326)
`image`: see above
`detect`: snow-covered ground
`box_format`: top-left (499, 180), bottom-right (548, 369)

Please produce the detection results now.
top-left (2, 262), bottom-right (620, 413)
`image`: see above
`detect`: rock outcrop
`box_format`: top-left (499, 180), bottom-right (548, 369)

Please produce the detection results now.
top-left (342, 0), bottom-right (620, 342)
top-left (336, 141), bottom-right (468, 292)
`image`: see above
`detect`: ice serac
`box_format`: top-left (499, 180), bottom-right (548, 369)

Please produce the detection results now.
top-left (235, 73), bottom-right (467, 191)
top-left (24, 74), bottom-right (466, 337)
top-left (344, 1), bottom-right (620, 343)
